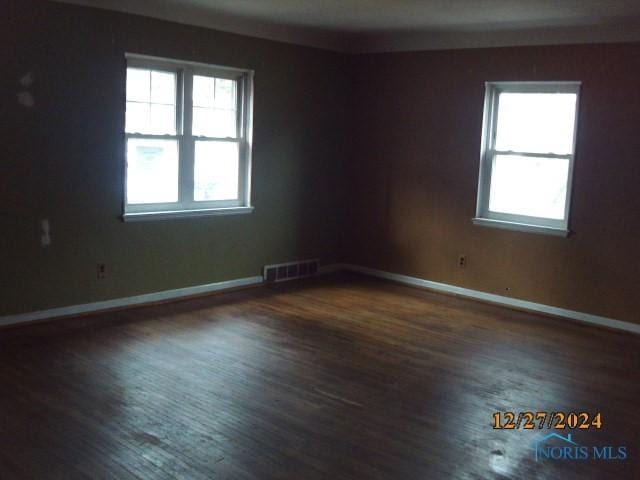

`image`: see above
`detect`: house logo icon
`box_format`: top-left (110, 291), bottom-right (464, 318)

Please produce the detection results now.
top-left (533, 433), bottom-right (579, 461)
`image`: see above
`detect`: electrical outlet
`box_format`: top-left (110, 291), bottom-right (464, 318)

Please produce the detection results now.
top-left (97, 263), bottom-right (106, 280)
top-left (458, 255), bottom-right (466, 268)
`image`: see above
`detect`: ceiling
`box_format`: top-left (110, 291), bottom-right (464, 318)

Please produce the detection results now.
top-left (55, 0), bottom-right (640, 52)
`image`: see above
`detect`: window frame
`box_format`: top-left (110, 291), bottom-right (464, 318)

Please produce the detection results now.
top-left (473, 81), bottom-right (581, 236)
top-left (123, 53), bottom-right (254, 221)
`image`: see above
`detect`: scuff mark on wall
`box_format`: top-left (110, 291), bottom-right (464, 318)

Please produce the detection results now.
top-left (19, 72), bottom-right (34, 87)
top-left (17, 91), bottom-right (35, 108)
top-left (17, 71), bottom-right (35, 108)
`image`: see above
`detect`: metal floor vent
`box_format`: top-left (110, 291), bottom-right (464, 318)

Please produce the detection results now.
top-left (263, 259), bottom-right (319, 283)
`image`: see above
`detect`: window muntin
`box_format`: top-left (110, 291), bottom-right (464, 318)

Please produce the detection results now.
top-left (124, 54), bottom-right (253, 218)
top-left (475, 82), bottom-right (580, 234)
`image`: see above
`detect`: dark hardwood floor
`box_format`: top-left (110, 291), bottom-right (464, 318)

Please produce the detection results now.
top-left (1, 273), bottom-right (638, 479)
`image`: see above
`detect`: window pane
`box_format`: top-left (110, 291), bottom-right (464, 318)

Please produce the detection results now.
top-left (126, 68), bottom-right (176, 134)
top-left (192, 107), bottom-right (213, 136)
top-left (215, 78), bottom-right (236, 108)
top-left (212, 109), bottom-right (236, 137)
top-left (126, 138), bottom-right (179, 204)
top-left (151, 71), bottom-right (176, 105)
top-left (489, 154), bottom-right (569, 220)
top-left (193, 75), bottom-right (214, 107)
top-left (192, 107), bottom-right (236, 138)
top-left (150, 104), bottom-right (176, 134)
top-left (194, 141), bottom-right (239, 201)
top-left (192, 75), bottom-right (237, 137)
top-left (125, 102), bottom-right (150, 133)
top-left (495, 93), bottom-right (577, 155)
top-left (126, 68), bottom-right (150, 103)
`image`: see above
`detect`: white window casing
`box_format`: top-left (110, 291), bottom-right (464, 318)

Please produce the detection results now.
top-left (473, 81), bottom-right (581, 236)
top-left (123, 54), bottom-right (254, 221)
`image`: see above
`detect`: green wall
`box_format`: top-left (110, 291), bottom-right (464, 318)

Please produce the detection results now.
top-left (2, 1), bottom-right (350, 315)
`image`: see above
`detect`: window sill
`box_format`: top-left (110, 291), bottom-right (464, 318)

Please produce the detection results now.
top-left (472, 218), bottom-right (569, 237)
top-left (123, 206), bottom-right (254, 222)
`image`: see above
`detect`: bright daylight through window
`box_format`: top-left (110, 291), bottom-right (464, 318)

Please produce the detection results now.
top-left (124, 54), bottom-right (253, 220)
top-left (474, 82), bottom-right (580, 236)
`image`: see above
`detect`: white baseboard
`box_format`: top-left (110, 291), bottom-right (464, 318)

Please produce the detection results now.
top-left (3, 263), bottom-right (637, 335)
top-left (341, 264), bottom-right (640, 335)
top-left (0, 263), bottom-right (344, 328)
top-left (0, 275), bottom-right (264, 328)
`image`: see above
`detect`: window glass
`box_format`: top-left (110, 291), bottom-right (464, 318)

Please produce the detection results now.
top-left (192, 75), bottom-right (237, 137)
top-left (194, 141), bottom-right (239, 201)
top-left (150, 71), bottom-right (175, 105)
top-left (488, 154), bottom-right (570, 219)
top-left (126, 68), bottom-right (150, 103)
top-left (126, 68), bottom-right (176, 135)
top-left (495, 93), bottom-right (577, 155)
top-left (126, 138), bottom-right (179, 204)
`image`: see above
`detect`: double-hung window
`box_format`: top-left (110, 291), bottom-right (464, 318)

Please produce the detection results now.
top-left (124, 54), bottom-right (253, 220)
top-left (474, 82), bottom-right (580, 236)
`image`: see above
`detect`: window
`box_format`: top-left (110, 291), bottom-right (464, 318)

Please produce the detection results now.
top-left (124, 54), bottom-right (254, 221)
top-left (474, 82), bottom-right (580, 236)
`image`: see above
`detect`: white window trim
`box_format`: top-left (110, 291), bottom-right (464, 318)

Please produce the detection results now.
top-left (473, 81), bottom-right (581, 237)
top-left (122, 53), bottom-right (254, 222)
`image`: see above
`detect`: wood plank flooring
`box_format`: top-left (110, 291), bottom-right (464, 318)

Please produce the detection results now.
top-left (0, 273), bottom-right (639, 479)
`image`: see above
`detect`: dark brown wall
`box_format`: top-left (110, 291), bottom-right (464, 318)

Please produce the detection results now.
top-left (348, 44), bottom-right (640, 323)
top-left (1, 1), bottom-right (350, 315)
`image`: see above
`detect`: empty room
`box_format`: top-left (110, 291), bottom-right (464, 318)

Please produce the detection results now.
top-left (3, 0), bottom-right (640, 478)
